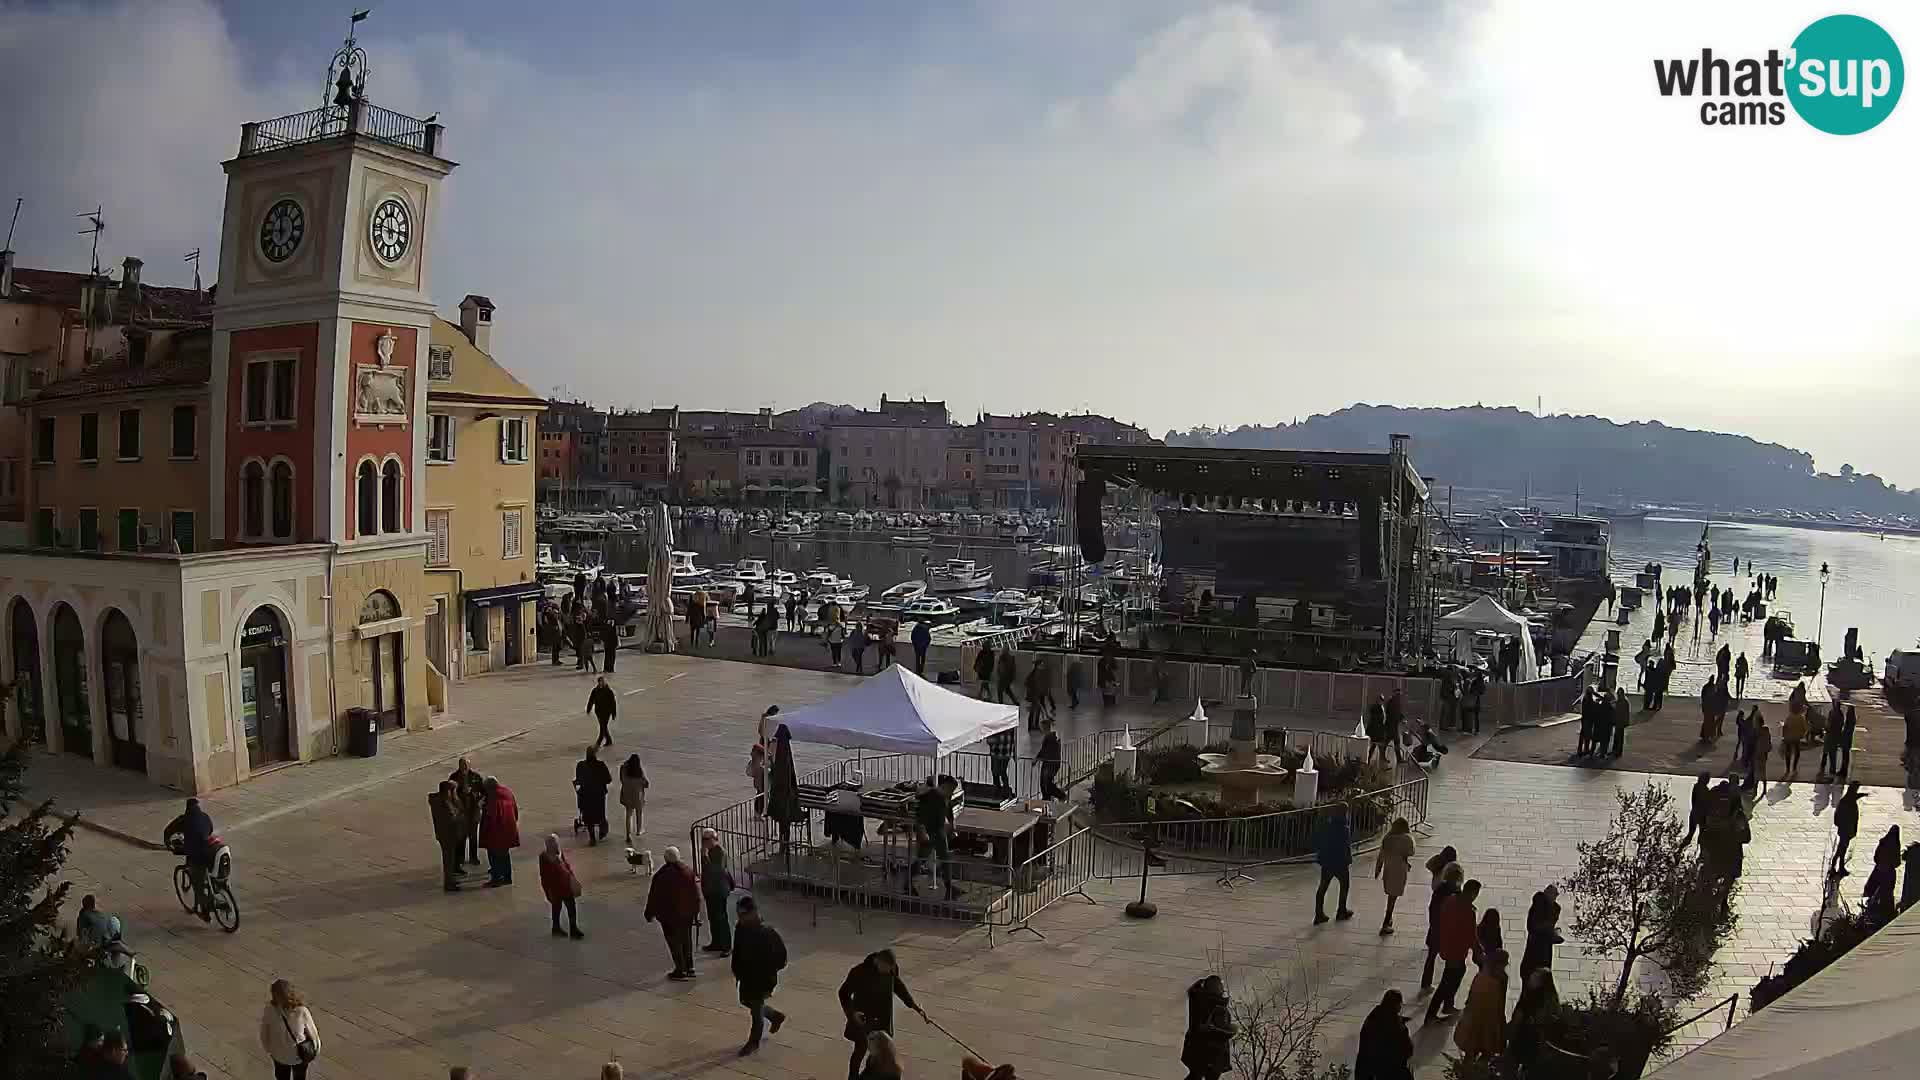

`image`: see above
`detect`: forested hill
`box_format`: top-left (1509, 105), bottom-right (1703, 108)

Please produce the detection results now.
top-left (1165, 405), bottom-right (1917, 514)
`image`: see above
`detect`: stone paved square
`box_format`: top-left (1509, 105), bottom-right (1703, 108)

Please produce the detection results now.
top-left (32, 654), bottom-right (1920, 1079)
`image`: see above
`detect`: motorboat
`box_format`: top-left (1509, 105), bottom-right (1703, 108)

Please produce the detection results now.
top-left (832, 512), bottom-right (855, 527)
top-left (1012, 524), bottom-right (1032, 542)
top-left (902, 595), bottom-right (962, 620)
top-left (891, 528), bottom-right (933, 545)
top-left (668, 551), bottom-right (711, 584)
top-left (733, 558), bottom-right (771, 586)
top-left (876, 580), bottom-right (929, 608)
top-left (770, 521), bottom-right (814, 539)
top-left (930, 559), bottom-right (994, 592)
top-left (535, 544), bottom-right (572, 578)
top-left (769, 569), bottom-right (800, 588)
top-left (988, 588), bottom-right (1030, 607)
top-left (803, 569), bottom-right (853, 593)
top-left (853, 510), bottom-right (875, 528)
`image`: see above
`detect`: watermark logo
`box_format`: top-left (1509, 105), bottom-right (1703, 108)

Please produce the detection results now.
top-left (1653, 13), bottom-right (1903, 133)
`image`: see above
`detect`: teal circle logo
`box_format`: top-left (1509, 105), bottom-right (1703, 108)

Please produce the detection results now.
top-left (1787, 14), bottom-right (1903, 134)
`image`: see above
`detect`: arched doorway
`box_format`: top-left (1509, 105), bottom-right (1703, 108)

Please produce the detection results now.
top-left (9, 598), bottom-right (43, 744)
top-left (360, 590), bottom-right (405, 730)
top-left (51, 603), bottom-right (90, 758)
top-left (240, 607), bottom-right (294, 768)
top-left (101, 610), bottom-right (145, 773)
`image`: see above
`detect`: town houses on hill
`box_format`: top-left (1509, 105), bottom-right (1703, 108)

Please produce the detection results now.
top-left (539, 392), bottom-right (1158, 510)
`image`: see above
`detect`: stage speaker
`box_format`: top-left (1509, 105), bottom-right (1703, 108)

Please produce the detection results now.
top-left (1076, 477), bottom-right (1107, 563)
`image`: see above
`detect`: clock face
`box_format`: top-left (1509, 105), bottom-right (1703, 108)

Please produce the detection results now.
top-left (368, 197), bottom-right (412, 264)
top-left (259, 199), bottom-right (305, 263)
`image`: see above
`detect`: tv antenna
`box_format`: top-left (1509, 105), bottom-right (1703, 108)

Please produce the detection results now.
top-left (4, 197), bottom-right (20, 250)
top-left (183, 248), bottom-right (202, 293)
top-left (76, 206), bottom-right (105, 276)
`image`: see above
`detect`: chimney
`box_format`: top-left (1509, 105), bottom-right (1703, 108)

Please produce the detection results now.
top-left (0, 249), bottom-right (13, 298)
top-left (458, 294), bottom-right (495, 352)
top-left (120, 256), bottom-right (143, 311)
top-left (758, 407), bottom-right (773, 429)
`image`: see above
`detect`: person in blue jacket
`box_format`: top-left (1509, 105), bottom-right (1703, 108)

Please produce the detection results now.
top-left (1313, 802), bottom-right (1354, 924)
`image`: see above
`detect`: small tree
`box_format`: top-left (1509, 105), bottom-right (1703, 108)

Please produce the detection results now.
top-left (1225, 963), bottom-right (1353, 1080)
top-left (0, 742), bottom-right (92, 1077)
top-left (1563, 781), bottom-right (1736, 1009)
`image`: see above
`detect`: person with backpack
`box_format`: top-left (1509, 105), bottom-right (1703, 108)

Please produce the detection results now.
top-left (732, 896), bottom-right (789, 1056)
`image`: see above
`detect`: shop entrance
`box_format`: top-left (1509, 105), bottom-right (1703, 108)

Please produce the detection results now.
top-left (241, 607), bottom-right (294, 769)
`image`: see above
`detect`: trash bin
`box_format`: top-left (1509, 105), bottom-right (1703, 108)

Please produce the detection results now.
top-left (346, 707), bottom-right (379, 757)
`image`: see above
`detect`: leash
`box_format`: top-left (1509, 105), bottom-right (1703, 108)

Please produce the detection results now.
top-left (919, 1011), bottom-right (983, 1060)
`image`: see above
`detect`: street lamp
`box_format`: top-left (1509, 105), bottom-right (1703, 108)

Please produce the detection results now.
top-left (1817, 561), bottom-right (1830, 648)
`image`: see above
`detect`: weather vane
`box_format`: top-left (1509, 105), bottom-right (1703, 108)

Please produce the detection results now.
top-left (325, 9), bottom-right (373, 110)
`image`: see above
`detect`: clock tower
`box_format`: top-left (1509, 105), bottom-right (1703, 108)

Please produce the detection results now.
top-left (210, 21), bottom-right (453, 733)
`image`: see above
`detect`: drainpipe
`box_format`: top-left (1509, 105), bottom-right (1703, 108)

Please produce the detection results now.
top-left (324, 543), bottom-right (339, 756)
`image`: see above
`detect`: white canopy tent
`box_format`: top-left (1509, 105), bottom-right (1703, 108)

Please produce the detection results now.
top-left (1649, 904), bottom-right (1920, 1078)
top-left (1436, 595), bottom-right (1541, 681)
top-left (778, 664), bottom-right (1019, 756)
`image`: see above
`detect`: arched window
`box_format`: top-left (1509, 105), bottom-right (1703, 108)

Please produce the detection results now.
top-left (241, 460), bottom-right (266, 538)
top-left (356, 461), bottom-right (378, 537)
top-left (381, 459), bottom-right (402, 533)
top-left (359, 589), bottom-right (400, 623)
top-left (269, 461), bottom-right (294, 539)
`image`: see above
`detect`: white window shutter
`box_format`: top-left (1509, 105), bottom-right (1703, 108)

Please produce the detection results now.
top-left (498, 419), bottom-right (509, 462)
top-left (428, 510), bottom-right (450, 566)
top-left (502, 509), bottom-right (522, 558)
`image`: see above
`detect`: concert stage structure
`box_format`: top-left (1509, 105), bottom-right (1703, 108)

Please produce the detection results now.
top-left (1071, 436), bottom-right (1432, 664)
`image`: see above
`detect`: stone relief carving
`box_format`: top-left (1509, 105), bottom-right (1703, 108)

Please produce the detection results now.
top-left (354, 329), bottom-right (407, 423)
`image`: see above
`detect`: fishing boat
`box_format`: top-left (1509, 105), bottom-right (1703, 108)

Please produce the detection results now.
top-left (930, 558), bottom-right (994, 592)
top-left (902, 595), bottom-right (962, 620)
top-left (891, 528), bottom-right (933, 545)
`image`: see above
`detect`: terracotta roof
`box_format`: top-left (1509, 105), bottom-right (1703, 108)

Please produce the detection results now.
top-left (4, 267), bottom-right (213, 324)
top-left (737, 429), bottom-right (812, 448)
top-left (460, 293), bottom-right (495, 310)
top-left (34, 350), bottom-right (209, 401)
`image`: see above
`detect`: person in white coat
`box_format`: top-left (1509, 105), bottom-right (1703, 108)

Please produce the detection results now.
top-left (259, 978), bottom-right (321, 1079)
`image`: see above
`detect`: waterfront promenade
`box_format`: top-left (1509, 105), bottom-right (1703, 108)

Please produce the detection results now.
top-left (28, 654), bottom-right (1919, 1080)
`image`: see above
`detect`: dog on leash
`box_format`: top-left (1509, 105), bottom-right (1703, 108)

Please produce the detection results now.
top-left (624, 848), bottom-right (654, 876)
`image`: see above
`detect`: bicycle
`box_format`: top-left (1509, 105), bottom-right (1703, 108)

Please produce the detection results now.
top-left (166, 834), bottom-right (240, 933)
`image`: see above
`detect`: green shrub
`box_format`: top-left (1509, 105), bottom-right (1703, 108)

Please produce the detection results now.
top-left (1539, 989), bottom-right (1678, 1080)
top-left (1751, 910), bottom-right (1886, 1013)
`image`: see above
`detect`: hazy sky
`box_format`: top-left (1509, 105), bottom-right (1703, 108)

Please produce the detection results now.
top-left (2, 1), bottom-right (1916, 482)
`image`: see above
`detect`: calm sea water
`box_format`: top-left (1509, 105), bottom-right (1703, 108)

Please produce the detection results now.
top-left (1609, 516), bottom-right (1920, 655)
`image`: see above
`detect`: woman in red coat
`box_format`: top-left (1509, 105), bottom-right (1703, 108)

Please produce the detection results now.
top-left (644, 845), bottom-right (703, 979)
top-left (538, 834), bottom-right (584, 939)
top-left (480, 777), bottom-right (521, 886)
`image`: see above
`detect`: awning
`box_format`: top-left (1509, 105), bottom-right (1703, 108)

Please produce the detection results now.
top-left (791, 484), bottom-right (822, 494)
top-left (464, 581), bottom-right (545, 608)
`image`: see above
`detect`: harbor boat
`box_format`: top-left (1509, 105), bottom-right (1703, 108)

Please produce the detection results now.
top-left (732, 558), bottom-right (771, 586)
top-left (832, 512), bottom-right (855, 527)
top-left (930, 558), bottom-right (994, 593)
top-left (667, 550), bottom-right (712, 584)
top-left (535, 544), bottom-right (572, 577)
top-left (902, 595), bottom-right (962, 620)
top-left (891, 528), bottom-right (933, 545)
top-left (987, 587), bottom-right (1030, 607)
top-left (1012, 523), bottom-right (1032, 542)
top-left (769, 569), bottom-right (800, 588)
top-left (875, 580), bottom-right (929, 608)
top-left (769, 521), bottom-right (815, 539)
top-left (853, 510), bottom-right (875, 528)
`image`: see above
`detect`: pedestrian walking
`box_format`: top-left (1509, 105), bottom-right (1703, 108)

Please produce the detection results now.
top-left (644, 846), bottom-right (702, 980)
top-left (1374, 817), bottom-right (1414, 936)
top-left (1507, 969), bottom-right (1559, 1076)
top-left (1734, 652), bottom-right (1749, 701)
top-left (1421, 860), bottom-right (1465, 991)
top-left (1589, 688), bottom-right (1613, 760)
top-left (1024, 660), bottom-right (1049, 731)
top-left (1832, 780), bottom-right (1868, 876)
top-left (1901, 842), bottom-right (1920, 912)
top-left (430, 780), bottom-right (467, 892)
top-left (1098, 646), bottom-right (1119, 707)
top-left (973, 644), bottom-right (995, 697)
top-left (1475, 907), bottom-right (1504, 968)
top-left (1180, 974), bottom-right (1235, 1080)
top-left (587, 676), bottom-right (617, 748)
top-left (1782, 704), bottom-right (1807, 777)
top-left (911, 619), bottom-right (931, 675)
top-left (259, 979), bottom-right (321, 1080)
top-left (849, 621), bottom-right (870, 674)
top-left (538, 834), bottom-right (585, 939)
top-left (731, 895), bottom-right (788, 1056)
top-left (786, 593), bottom-right (801, 632)
top-left (1519, 885), bottom-right (1561, 978)
top-left (1366, 694), bottom-right (1393, 765)
top-left (700, 828), bottom-right (735, 955)
top-left (449, 757), bottom-right (485, 866)
top-left (1681, 772), bottom-right (1711, 847)
top-left (572, 607), bottom-right (595, 672)
top-left (987, 727), bottom-right (1014, 793)
top-left (840, 950), bottom-right (926, 1080)
top-left (687, 587), bottom-right (708, 651)
top-left (1744, 717), bottom-right (1772, 794)
top-left (1312, 803), bottom-right (1354, 924)
top-left (748, 743), bottom-right (768, 818)
top-left (996, 645), bottom-right (1019, 704)
top-left (574, 746), bottom-right (612, 845)
top-left (1864, 826), bottom-right (1902, 921)
top-left (1353, 989), bottom-right (1413, 1080)
top-left (619, 753), bottom-right (649, 841)
top-left (1424, 879), bottom-right (1482, 1023)
top-left (755, 603), bottom-right (779, 659)
top-left (826, 618), bottom-right (847, 670)
top-left (1836, 704), bottom-right (1858, 776)
top-left (1038, 725), bottom-right (1065, 800)
top-left (602, 618), bottom-right (619, 672)
top-left (876, 621), bottom-right (897, 669)
top-left (909, 776), bottom-right (961, 900)
top-left (1700, 676), bottom-right (1720, 743)
top-left (479, 777), bottom-right (520, 886)
top-left (544, 604), bottom-right (564, 665)
top-left (1453, 948), bottom-right (1509, 1059)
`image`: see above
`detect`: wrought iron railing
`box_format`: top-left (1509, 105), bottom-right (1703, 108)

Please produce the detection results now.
top-left (241, 102), bottom-right (437, 157)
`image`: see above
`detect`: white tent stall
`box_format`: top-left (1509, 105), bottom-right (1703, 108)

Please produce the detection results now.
top-left (1436, 595), bottom-right (1541, 681)
top-left (779, 664), bottom-right (1018, 757)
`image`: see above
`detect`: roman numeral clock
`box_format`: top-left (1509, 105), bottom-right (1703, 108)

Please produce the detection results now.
top-left (368, 195), bottom-right (412, 264)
